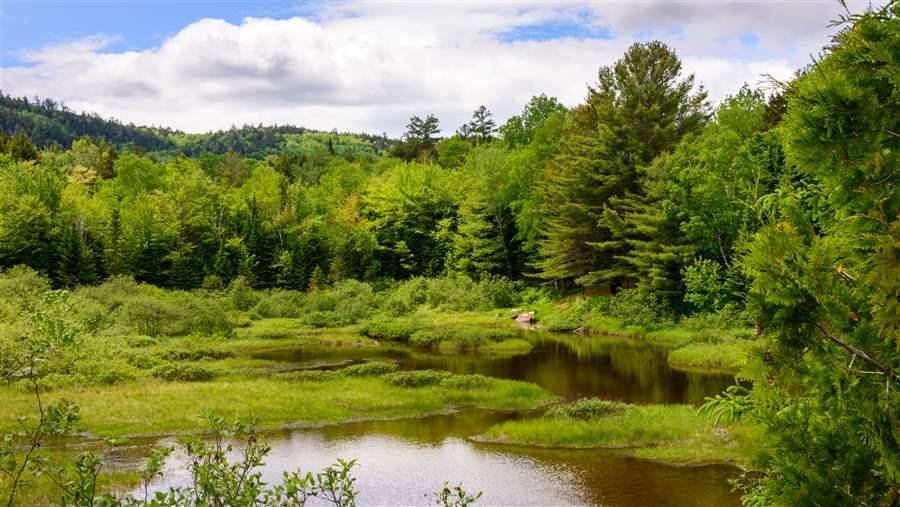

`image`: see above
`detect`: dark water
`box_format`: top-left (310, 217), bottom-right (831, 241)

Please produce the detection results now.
top-left (120, 410), bottom-right (739, 506)
top-left (117, 332), bottom-right (742, 506)
top-left (252, 332), bottom-right (736, 404)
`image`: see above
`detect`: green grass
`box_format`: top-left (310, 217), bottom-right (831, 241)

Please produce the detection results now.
top-left (0, 452), bottom-right (142, 507)
top-left (479, 401), bottom-right (764, 466)
top-left (1, 374), bottom-right (556, 437)
top-left (359, 309), bottom-right (528, 352)
top-left (667, 340), bottom-right (751, 372)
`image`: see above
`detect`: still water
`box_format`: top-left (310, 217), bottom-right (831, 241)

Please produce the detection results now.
top-left (125, 332), bottom-right (742, 506)
top-left (251, 332), bottom-right (736, 404)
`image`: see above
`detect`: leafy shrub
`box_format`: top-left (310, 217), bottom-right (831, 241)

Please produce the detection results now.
top-left (359, 317), bottom-right (420, 341)
top-left (381, 277), bottom-right (430, 315)
top-left (77, 278), bottom-right (232, 337)
top-left (339, 361), bottom-right (398, 377)
top-left (301, 280), bottom-right (379, 327)
top-left (383, 370), bottom-right (451, 388)
top-left (381, 275), bottom-right (518, 314)
top-left (159, 343), bottom-right (230, 361)
top-left (126, 335), bottom-right (159, 348)
top-left (153, 363), bottom-right (214, 382)
top-left (546, 398), bottom-right (627, 420)
top-left (201, 274), bottom-right (225, 291)
top-left (678, 304), bottom-right (752, 335)
top-left (606, 289), bottom-right (672, 326)
top-left (682, 258), bottom-right (729, 313)
top-left (252, 290), bottom-right (306, 318)
top-left (88, 360), bottom-right (138, 385)
top-left (409, 326), bottom-right (518, 349)
top-left (227, 276), bottom-right (260, 312)
top-left (541, 299), bottom-right (591, 332)
top-left (0, 265), bottom-right (51, 319)
top-left (126, 350), bottom-right (165, 370)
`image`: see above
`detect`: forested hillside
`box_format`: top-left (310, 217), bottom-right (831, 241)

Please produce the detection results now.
top-left (0, 93), bottom-right (394, 159)
top-left (0, 3), bottom-right (897, 506)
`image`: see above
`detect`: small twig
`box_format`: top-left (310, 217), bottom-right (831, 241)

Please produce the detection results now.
top-left (818, 323), bottom-right (897, 382)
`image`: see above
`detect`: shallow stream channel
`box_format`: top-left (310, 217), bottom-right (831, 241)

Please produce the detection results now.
top-left (104, 333), bottom-right (742, 505)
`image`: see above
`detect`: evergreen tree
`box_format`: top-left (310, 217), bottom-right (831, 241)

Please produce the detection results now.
top-left (460, 106), bottom-right (497, 144)
top-left (393, 115), bottom-right (441, 161)
top-left (536, 41), bottom-right (709, 288)
top-left (741, 4), bottom-right (900, 504)
top-left (6, 131), bottom-right (39, 162)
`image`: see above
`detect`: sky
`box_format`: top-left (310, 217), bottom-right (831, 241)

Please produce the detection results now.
top-left (0, 0), bottom-right (880, 136)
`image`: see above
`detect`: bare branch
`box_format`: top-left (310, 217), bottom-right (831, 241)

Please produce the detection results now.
top-left (817, 323), bottom-right (897, 382)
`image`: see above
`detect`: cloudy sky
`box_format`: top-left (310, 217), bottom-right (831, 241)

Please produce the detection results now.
top-left (0, 1), bottom-right (878, 136)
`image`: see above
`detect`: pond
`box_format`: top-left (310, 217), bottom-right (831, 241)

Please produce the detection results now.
top-left (251, 331), bottom-right (736, 404)
top-left (115, 332), bottom-right (742, 506)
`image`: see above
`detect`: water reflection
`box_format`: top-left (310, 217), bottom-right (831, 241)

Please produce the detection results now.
top-left (132, 411), bottom-right (740, 507)
top-left (252, 332), bottom-right (735, 404)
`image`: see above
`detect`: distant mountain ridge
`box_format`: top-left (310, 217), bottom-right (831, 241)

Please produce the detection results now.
top-left (0, 93), bottom-right (395, 158)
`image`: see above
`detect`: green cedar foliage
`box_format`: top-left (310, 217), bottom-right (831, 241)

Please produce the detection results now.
top-left (740, 4), bottom-right (900, 505)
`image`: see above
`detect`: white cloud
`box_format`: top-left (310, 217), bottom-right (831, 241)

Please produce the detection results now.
top-left (0, 1), bottom-right (875, 136)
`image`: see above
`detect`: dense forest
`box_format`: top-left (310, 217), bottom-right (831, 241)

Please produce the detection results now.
top-left (0, 94), bottom-right (395, 159)
top-left (0, 3), bottom-right (897, 506)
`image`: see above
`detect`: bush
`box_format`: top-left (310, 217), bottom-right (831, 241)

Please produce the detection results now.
top-left (0, 265), bottom-right (51, 319)
top-left (159, 343), bottom-right (231, 361)
top-left (678, 304), bottom-right (754, 339)
top-left (89, 360), bottom-right (138, 385)
top-left (541, 299), bottom-right (591, 332)
top-left (409, 326), bottom-right (518, 349)
top-left (546, 398), bottom-right (627, 420)
top-left (301, 280), bottom-right (379, 327)
top-left (381, 275), bottom-right (518, 315)
top-left (383, 370), bottom-right (451, 388)
top-left (381, 277), bottom-right (430, 315)
top-left (339, 361), bottom-right (398, 377)
top-left (201, 275), bottom-right (225, 291)
top-left (126, 350), bottom-right (165, 370)
top-left (606, 289), bottom-right (672, 326)
top-left (126, 335), bottom-right (159, 348)
top-left (359, 317), bottom-right (420, 341)
top-left (682, 259), bottom-right (728, 313)
top-left (227, 276), bottom-right (260, 311)
top-left (252, 290), bottom-right (306, 318)
top-left (77, 278), bottom-right (232, 337)
top-left (153, 363), bottom-right (214, 382)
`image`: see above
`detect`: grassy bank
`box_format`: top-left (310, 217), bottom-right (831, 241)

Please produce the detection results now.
top-left (667, 340), bottom-right (751, 372)
top-left (478, 399), bottom-right (763, 466)
top-left (359, 310), bottom-right (533, 353)
top-left (1, 368), bottom-right (556, 437)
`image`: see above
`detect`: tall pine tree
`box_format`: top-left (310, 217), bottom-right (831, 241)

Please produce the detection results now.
top-left (536, 41), bottom-right (708, 288)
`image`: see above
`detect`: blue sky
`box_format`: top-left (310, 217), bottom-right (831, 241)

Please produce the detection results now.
top-left (0, 1), bottom-right (862, 135)
top-left (2, 1), bottom-right (310, 65)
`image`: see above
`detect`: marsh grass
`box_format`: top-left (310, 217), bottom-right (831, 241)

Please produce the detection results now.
top-left (0, 374), bottom-right (556, 437)
top-left (667, 341), bottom-right (751, 372)
top-left (479, 401), bottom-right (764, 466)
